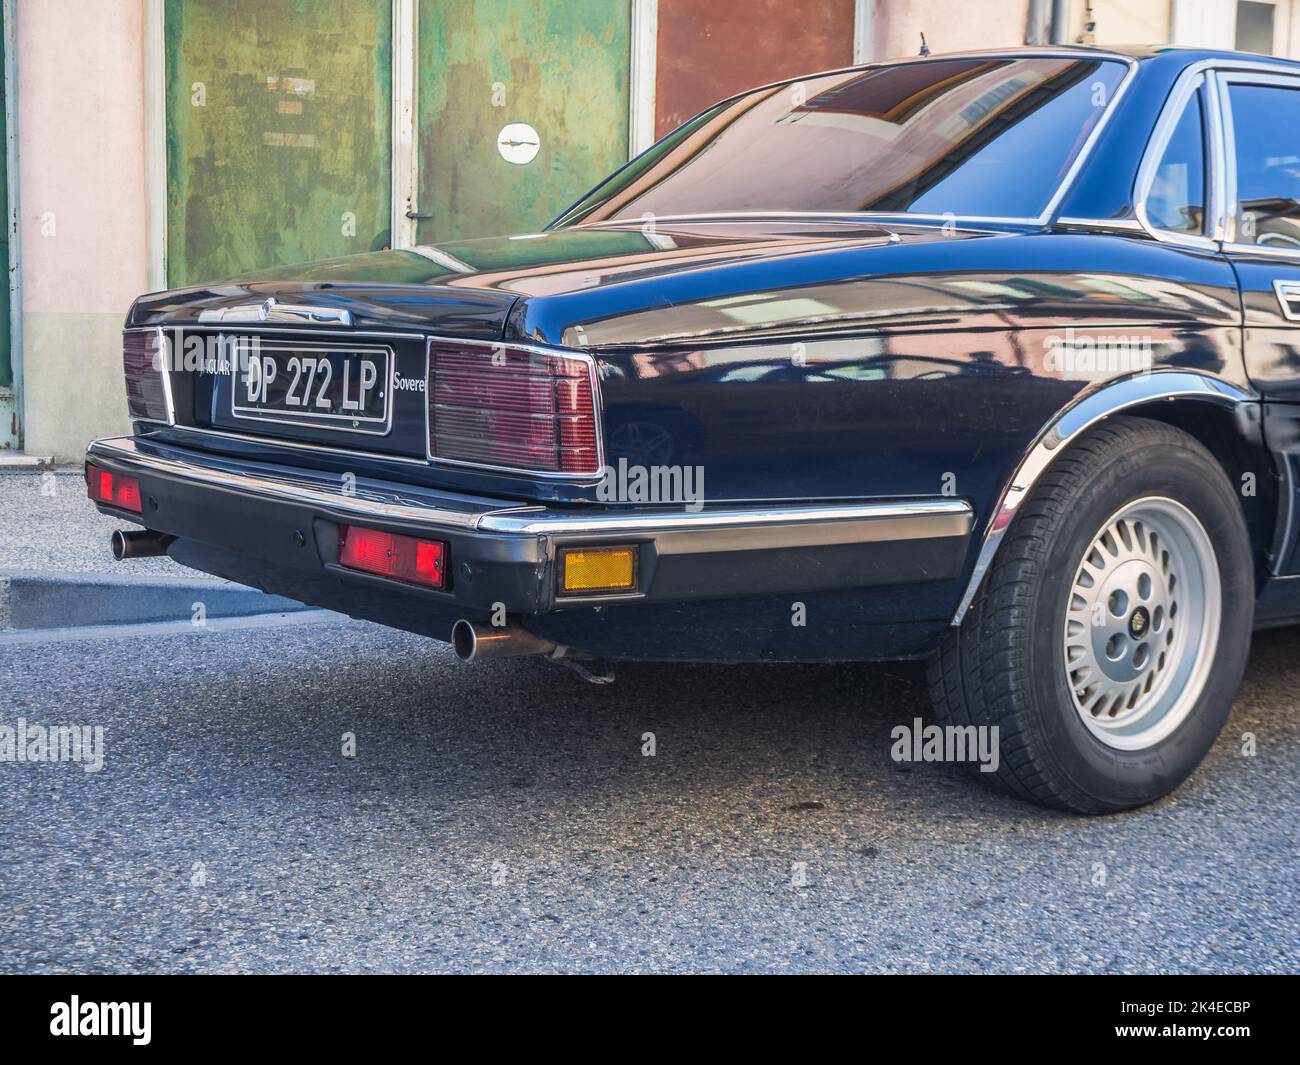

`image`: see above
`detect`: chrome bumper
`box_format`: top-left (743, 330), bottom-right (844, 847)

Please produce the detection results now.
top-left (86, 435), bottom-right (974, 609)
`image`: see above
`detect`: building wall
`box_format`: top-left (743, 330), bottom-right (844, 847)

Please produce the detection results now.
top-left (653, 0), bottom-right (856, 139)
top-left (872, 0), bottom-right (1031, 58)
top-left (1170, 0), bottom-right (1240, 46)
top-left (18, 0), bottom-right (146, 461)
top-left (13, 0), bottom-right (1300, 460)
top-left (165, 0), bottom-right (395, 287)
top-left (1069, 0), bottom-right (1174, 44)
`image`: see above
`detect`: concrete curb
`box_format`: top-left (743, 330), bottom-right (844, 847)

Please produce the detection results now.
top-left (0, 454), bottom-right (55, 470)
top-left (0, 569), bottom-right (313, 630)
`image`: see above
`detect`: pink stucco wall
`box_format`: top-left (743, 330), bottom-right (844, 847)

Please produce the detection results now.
top-left (873, 0), bottom-right (1031, 60)
top-left (18, 0), bottom-right (147, 458)
top-left (18, 0), bottom-right (147, 316)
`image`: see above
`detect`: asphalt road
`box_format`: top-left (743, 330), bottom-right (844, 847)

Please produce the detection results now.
top-left (0, 471), bottom-right (184, 576)
top-left (1, 614), bottom-right (1296, 974)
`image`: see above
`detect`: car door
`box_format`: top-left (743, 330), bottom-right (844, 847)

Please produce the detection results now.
top-left (1219, 71), bottom-right (1300, 396)
top-left (1217, 69), bottom-right (1300, 572)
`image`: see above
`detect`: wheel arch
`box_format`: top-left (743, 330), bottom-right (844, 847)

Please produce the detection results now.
top-left (952, 371), bottom-right (1273, 626)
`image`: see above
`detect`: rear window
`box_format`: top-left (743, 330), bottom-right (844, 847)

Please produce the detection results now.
top-left (556, 57), bottom-right (1128, 225)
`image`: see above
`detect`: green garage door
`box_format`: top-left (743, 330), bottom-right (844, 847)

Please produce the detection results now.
top-left (416, 0), bottom-right (631, 244)
top-left (165, 0), bottom-right (393, 286)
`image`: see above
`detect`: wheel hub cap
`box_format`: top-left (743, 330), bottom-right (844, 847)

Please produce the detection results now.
top-left (1063, 497), bottom-right (1221, 750)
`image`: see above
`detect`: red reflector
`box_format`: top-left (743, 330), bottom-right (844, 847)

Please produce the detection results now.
top-left (338, 526), bottom-right (446, 589)
top-left (86, 464), bottom-right (142, 513)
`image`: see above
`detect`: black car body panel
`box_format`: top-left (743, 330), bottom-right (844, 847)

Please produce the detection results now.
top-left (90, 46), bottom-right (1300, 659)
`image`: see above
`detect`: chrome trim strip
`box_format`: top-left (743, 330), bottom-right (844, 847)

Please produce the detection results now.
top-left (950, 372), bottom-right (1257, 626)
top-left (1222, 239), bottom-right (1300, 262)
top-left (1054, 217), bottom-right (1148, 233)
top-left (156, 325), bottom-right (175, 426)
top-left (587, 210), bottom-right (1037, 227)
top-left (1205, 70), bottom-right (1230, 243)
top-left (1270, 442), bottom-right (1297, 576)
top-left (480, 498), bottom-right (973, 553)
top-left (198, 299), bottom-right (354, 326)
top-left (154, 324), bottom-right (423, 340)
top-left (423, 336), bottom-right (607, 482)
top-left (1133, 69), bottom-right (1220, 250)
top-left (86, 436), bottom-right (973, 554)
top-left (1273, 279), bottom-right (1300, 321)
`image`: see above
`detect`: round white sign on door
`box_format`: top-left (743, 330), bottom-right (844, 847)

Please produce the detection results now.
top-left (497, 122), bottom-right (541, 165)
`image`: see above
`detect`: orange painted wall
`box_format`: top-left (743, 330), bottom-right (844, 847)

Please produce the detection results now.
top-left (653, 0), bottom-right (856, 139)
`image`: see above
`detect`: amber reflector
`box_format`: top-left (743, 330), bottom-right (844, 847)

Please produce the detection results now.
top-left (560, 546), bottom-right (636, 594)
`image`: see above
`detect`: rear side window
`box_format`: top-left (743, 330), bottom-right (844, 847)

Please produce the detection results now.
top-left (1146, 87), bottom-right (1207, 234)
top-left (554, 57), bottom-right (1128, 226)
top-left (1227, 82), bottom-right (1300, 247)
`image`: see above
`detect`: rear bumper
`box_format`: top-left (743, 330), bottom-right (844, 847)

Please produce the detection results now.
top-left (86, 435), bottom-right (974, 646)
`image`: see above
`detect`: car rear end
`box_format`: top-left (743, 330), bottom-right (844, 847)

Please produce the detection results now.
top-left (86, 284), bottom-right (976, 663)
top-left (93, 299), bottom-right (617, 622)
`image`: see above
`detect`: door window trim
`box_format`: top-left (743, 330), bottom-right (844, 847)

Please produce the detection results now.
top-left (1134, 70), bottom-right (1220, 249)
top-left (1217, 69), bottom-right (1300, 259)
top-left (1134, 58), bottom-right (1300, 256)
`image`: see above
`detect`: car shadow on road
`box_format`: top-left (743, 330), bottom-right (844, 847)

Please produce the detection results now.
top-left (250, 619), bottom-right (1300, 829)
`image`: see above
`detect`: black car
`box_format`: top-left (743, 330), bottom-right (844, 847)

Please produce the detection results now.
top-left (89, 46), bottom-right (1300, 813)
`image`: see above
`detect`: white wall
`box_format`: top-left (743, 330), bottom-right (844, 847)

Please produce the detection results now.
top-left (1170, 0), bottom-right (1239, 46)
top-left (1073, 0), bottom-right (1174, 43)
top-left (872, 0), bottom-right (1031, 59)
top-left (18, 0), bottom-right (147, 461)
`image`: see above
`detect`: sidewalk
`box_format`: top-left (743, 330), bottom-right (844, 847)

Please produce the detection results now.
top-left (0, 469), bottom-right (313, 629)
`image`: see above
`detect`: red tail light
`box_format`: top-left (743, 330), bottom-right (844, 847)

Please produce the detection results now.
top-left (428, 343), bottom-right (600, 475)
top-left (123, 328), bottom-right (171, 422)
top-left (86, 464), bottom-right (142, 513)
top-left (338, 525), bottom-right (446, 589)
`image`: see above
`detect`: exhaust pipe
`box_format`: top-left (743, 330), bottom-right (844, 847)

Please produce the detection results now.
top-left (451, 618), bottom-right (562, 662)
top-left (111, 529), bottom-right (176, 560)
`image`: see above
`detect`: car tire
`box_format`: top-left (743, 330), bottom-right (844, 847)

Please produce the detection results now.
top-left (927, 416), bottom-right (1255, 814)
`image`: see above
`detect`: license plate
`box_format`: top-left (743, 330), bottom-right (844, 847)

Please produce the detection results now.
top-left (231, 343), bottom-right (393, 435)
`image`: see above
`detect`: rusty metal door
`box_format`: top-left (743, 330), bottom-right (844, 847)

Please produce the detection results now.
top-left (414, 0), bottom-right (632, 244)
top-left (654, 0), bottom-right (856, 140)
top-left (164, 0), bottom-right (394, 286)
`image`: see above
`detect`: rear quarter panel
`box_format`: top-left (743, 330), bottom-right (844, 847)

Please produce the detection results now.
top-left (512, 232), bottom-right (1245, 530)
